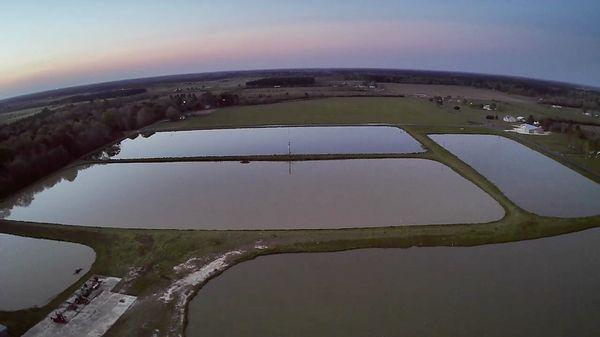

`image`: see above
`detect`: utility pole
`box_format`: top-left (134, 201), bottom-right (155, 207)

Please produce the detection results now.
top-left (288, 128), bottom-right (292, 175)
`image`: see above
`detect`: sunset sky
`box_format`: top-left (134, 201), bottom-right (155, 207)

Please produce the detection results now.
top-left (1, 0), bottom-right (599, 99)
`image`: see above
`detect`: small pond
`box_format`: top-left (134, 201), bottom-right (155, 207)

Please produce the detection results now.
top-left (430, 134), bottom-right (600, 217)
top-left (187, 228), bottom-right (600, 337)
top-left (100, 126), bottom-right (425, 159)
top-left (0, 234), bottom-right (95, 311)
top-left (1, 159), bottom-right (503, 229)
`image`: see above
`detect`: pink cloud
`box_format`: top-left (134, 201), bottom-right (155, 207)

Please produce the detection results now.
top-left (1, 20), bottom-right (540, 97)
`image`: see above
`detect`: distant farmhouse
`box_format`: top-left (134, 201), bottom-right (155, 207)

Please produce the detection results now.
top-left (507, 123), bottom-right (548, 135)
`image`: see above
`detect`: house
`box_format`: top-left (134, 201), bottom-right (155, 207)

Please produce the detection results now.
top-left (516, 116), bottom-right (526, 122)
top-left (508, 123), bottom-right (547, 135)
top-left (551, 105), bottom-right (563, 109)
top-left (483, 104), bottom-right (492, 111)
top-left (503, 115), bottom-right (517, 123)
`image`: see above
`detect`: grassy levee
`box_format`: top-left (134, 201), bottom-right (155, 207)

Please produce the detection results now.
top-left (2, 213), bottom-right (599, 336)
top-left (145, 96), bottom-right (599, 181)
top-left (0, 220), bottom-right (270, 336)
top-left (2, 96), bottom-right (599, 336)
top-left (85, 152), bottom-right (429, 164)
top-left (405, 127), bottom-right (523, 218)
top-left (416, 124), bottom-right (600, 184)
top-left (504, 131), bottom-right (600, 183)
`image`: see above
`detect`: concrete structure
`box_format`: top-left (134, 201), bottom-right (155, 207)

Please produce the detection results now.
top-left (23, 276), bottom-right (136, 337)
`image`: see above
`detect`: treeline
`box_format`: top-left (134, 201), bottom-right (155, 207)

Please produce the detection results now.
top-left (541, 118), bottom-right (600, 154)
top-left (346, 72), bottom-right (600, 111)
top-left (0, 91), bottom-right (238, 198)
top-left (60, 88), bottom-right (147, 104)
top-left (246, 77), bottom-right (316, 88)
top-left (538, 96), bottom-right (600, 111)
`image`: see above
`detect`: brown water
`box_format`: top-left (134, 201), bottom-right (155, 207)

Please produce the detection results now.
top-left (0, 234), bottom-right (95, 311)
top-left (430, 134), bottom-right (600, 217)
top-left (100, 126), bottom-right (425, 159)
top-left (1, 159), bottom-right (503, 229)
top-left (187, 228), bottom-right (600, 337)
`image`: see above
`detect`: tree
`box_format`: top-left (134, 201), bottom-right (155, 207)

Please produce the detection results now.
top-left (136, 107), bottom-right (158, 126)
top-left (166, 106), bottom-right (181, 120)
top-left (101, 110), bottom-right (118, 130)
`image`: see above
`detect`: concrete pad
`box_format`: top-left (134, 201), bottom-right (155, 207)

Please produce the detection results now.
top-left (23, 276), bottom-right (136, 337)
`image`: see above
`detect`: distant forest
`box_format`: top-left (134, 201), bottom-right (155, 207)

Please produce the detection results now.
top-left (344, 70), bottom-right (600, 111)
top-left (3, 69), bottom-right (599, 112)
top-left (0, 91), bottom-right (238, 198)
top-left (246, 77), bottom-right (316, 87)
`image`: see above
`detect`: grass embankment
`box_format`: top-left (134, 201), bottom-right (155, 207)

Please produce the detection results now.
top-left (2, 215), bottom-right (598, 336)
top-left (149, 96), bottom-right (599, 181)
top-left (1, 96), bottom-right (599, 336)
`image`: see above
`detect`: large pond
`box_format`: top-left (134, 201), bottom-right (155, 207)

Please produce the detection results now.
top-left (0, 159), bottom-right (503, 229)
top-left (430, 134), bottom-right (600, 217)
top-left (100, 126), bottom-right (425, 159)
top-left (187, 228), bottom-right (600, 337)
top-left (0, 234), bottom-right (95, 311)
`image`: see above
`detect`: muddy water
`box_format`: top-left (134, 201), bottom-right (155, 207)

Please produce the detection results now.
top-left (186, 228), bottom-right (600, 337)
top-left (0, 234), bottom-right (95, 311)
top-left (1, 159), bottom-right (503, 229)
top-left (101, 126), bottom-right (425, 159)
top-left (431, 134), bottom-right (600, 217)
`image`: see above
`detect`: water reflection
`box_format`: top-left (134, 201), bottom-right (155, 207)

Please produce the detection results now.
top-left (1, 164), bottom-right (91, 216)
top-left (0, 234), bottom-right (95, 311)
top-left (98, 126), bottom-right (426, 159)
top-left (431, 134), bottom-right (600, 217)
top-left (187, 228), bottom-right (600, 337)
top-left (1, 160), bottom-right (503, 229)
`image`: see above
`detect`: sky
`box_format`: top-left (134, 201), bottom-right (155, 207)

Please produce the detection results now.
top-left (1, 0), bottom-right (600, 99)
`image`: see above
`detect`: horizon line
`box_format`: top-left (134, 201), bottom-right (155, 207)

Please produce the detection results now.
top-left (2, 67), bottom-right (598, 103)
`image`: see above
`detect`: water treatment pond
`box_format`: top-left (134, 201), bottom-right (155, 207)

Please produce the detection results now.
top-left (99, 126), bottom-right (425, 159)
top-left (431, 134), bottom-right (600, 217)
top-left (1, 159), bottom-right (503, 229)
top-left (187, 228), bottom-right (600, 337)
top-left (0, 234), bottom-right (95, 311)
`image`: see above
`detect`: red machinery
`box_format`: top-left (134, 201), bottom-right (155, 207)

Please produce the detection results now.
top-left (51, 312), bottom-right (67, 324)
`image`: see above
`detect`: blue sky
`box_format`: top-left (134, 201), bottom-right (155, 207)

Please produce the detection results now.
top-left (1, 1), bottom-right (599, 98)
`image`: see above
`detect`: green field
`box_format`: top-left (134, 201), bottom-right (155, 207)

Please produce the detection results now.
top-left (149, 97), bottom-right (480, 130)
top-left (1, 96), bottom-right (599, 337)
top-left (0, 107), bottom-right (44, 125)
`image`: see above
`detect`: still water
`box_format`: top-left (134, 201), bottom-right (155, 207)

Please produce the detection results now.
top-left (0, 234), bottom-right (95, 311)
top-left (1, 159), bottom-right (503, 229)
top-left (187, 228), bottom-right (600, 337)
top-left (430, 134), bottom-right (600, 217)
top-left (101, 126), bottom-right (425, 159)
